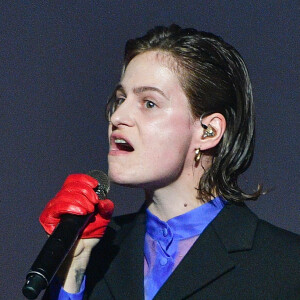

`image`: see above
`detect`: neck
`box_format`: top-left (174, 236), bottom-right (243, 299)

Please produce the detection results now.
top-left (145, 166), bottom-right (205, 221)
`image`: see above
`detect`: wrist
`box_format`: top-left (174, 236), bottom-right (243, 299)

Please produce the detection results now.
top-left (57, 249), bottom-right (92, 293)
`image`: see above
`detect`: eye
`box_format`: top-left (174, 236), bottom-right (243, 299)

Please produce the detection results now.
top-left (105, 95), bottom-right (125, 120)
top-left (144, 100), bottom-right (156, 109)
top-left (111, 97), bottom-right (125, 114)
top-left (115, 97), bottom-right (125, 108)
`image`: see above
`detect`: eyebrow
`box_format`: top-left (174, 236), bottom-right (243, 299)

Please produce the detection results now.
top-left (115, 84), bottom-right (169, 100)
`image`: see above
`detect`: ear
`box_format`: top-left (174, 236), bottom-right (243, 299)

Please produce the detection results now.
top-left (194, 113), bottom-right (226, 151)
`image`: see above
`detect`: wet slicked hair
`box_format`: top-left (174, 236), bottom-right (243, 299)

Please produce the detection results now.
top-left (114, 24), bottom-right (262, 202)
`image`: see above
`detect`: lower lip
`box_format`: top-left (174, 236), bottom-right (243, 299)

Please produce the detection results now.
top-left (108, 149), bottom-right (133, 156)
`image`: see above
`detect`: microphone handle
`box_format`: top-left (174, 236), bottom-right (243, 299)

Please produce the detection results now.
top-left (22, 213), bottom-right (92, 299)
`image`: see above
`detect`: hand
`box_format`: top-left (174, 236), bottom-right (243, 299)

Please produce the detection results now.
top-left (39, 174), bottom-right (114, 238)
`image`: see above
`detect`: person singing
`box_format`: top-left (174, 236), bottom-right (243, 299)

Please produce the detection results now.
top-left (40, 24), bottom-right (300, 299)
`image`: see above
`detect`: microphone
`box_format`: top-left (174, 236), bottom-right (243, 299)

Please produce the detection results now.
top-left (22, 170), bottom-right (110, 299)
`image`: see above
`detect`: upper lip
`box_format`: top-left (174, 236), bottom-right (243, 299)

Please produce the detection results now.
top-left (110, 132), bottom-right (134, 150)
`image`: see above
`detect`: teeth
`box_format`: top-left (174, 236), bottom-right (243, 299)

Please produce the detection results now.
top-left (115, 138), bottom-right (127, 144)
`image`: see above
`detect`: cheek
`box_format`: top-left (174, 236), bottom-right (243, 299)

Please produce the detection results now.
top-left (143, 113), bottom-right (193, 162)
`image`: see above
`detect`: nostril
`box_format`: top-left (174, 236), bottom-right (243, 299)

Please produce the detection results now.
top-left (111, 124), bottom-right (117, 131)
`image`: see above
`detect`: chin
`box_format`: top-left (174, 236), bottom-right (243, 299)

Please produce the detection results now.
top-left (108, 170), bottom-right (151, 189)
top-left (108, 169), bottom-right (135, 186)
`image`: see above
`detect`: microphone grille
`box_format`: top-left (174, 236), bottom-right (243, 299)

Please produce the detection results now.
top-left (87, 170), bottom-right (110, 199)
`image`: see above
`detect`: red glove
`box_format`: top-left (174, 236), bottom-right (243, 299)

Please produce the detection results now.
top-left (39, 174), bottom-right (114, 238)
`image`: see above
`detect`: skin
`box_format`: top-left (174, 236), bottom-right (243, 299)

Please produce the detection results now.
top-left (60, 50), bottom-right (226, 292)
top-left (108, 51), bottom-right (224, 221)
top-left (108, 51), bottom-right (203, 220)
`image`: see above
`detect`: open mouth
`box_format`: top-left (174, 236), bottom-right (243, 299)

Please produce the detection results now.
top-left (114, 138), bottom-right (134, 152)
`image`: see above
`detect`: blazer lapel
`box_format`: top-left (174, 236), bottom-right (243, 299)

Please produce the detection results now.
top-left (154, 224), bottom-right (235, 299)
top-left (104, 211), bottom-right (146, 300)
top-left (155, 203), bottom-right (258, 299)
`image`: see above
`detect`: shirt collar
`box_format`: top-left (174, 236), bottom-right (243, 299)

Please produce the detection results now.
top-left (146, 196), bottom-right (226, 242)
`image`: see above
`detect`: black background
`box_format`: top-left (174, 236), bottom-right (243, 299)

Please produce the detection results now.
top-left (0, 2), bottom-right (299, 299)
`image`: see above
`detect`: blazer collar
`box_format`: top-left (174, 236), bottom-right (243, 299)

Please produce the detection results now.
top-left (212, 202), bottom-right (258, 252)
top-left (104, 202), bottom-right (258, 299)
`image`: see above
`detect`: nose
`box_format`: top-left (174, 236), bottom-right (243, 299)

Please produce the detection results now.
top-left (110, 98), bottom-right (135, 128)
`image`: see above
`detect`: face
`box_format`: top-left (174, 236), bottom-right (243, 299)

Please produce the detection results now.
top-left (108, 51), bottom-right (198, 190)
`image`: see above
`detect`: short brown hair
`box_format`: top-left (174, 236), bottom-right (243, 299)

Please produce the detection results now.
top-left (108, 24), bottom-right (262, 202)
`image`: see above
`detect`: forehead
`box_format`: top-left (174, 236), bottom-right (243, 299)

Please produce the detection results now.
top-left (120, 51), bottom-right (182, 91)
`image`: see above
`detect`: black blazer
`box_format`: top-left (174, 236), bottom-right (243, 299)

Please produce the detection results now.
top-left (83, 202), bottom-right (300, 299)
top-left (43, 202), bottom-right (300, 299)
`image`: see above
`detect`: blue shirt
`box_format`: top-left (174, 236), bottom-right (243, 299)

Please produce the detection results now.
top-left (54, 196), bottom-right (226, 300)
top-left (144, 196), bottom-right (226, 299)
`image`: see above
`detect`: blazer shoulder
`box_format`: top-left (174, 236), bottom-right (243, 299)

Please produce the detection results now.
top-left (257, 218), bottom-right (300, 238)
top-left (255, 218), bottom-right (300, 254)
top-left (212, 202), bottom-right (300, 254)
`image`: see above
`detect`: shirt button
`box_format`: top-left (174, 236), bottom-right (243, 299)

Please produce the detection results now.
top-left (162, 228), bottom-right (168, 237)
top-left (160, 257), bottom-right (168, 266)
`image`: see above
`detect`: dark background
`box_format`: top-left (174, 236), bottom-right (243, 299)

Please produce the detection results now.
top-left (0, 1), bottom-right (299, 299)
